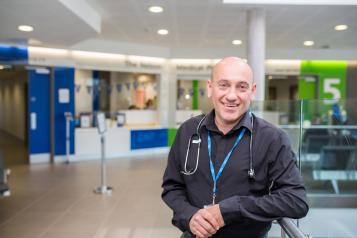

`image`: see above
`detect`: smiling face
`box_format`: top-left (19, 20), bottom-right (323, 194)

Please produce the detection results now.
top-left (207, 57), bottom-right (256, 128)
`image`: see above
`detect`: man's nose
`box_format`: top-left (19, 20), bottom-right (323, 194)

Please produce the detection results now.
top-left (226, 87), bottom-right (238, 101)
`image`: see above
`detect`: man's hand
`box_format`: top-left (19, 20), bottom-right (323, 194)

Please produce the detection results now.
top-left (189, 208), bottom-right (220, 238)
top-left (205, 204), bottom-right (225, 228)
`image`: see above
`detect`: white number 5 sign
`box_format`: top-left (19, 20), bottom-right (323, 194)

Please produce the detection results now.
top-left (323, 78), bottom-right (341, 101)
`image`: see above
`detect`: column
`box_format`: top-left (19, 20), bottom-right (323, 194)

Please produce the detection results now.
top-left (159, 60), bottom-right (177, 128)
top-left (247, 8), bottom-right (266, 101)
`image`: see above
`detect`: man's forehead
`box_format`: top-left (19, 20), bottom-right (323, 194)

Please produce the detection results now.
top-left (215, 78), bottom-right (253, 85)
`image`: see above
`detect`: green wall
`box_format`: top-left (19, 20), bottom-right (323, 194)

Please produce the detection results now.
top-left (192, 80), bottom-right (199, 110)
top-left (168, 128), bottom-right (178, 146)
top-left (299, 61), bottom-right (348, 120)
top-left (299, 61), bottom-right (347, 100)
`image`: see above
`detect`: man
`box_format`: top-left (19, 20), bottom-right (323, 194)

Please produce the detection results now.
top-left (162, 57), bottom-right (309, 238)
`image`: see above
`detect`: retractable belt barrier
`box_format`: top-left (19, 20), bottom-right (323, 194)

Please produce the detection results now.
top-left (94, 112), bottom-right (113, 195)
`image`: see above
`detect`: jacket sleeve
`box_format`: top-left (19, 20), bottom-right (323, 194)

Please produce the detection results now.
top-left (161, 126), bottom-right (200, 232)
top-left (218, 131), bottom-right (309, 224)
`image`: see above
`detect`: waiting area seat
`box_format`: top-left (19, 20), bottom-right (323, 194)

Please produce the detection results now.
top-left (312, 145), bottom-right (357, 194)
top-left (302, 133), bottom-right (356, 162)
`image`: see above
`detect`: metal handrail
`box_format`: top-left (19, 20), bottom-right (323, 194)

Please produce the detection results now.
top-left (278, 218), bottom-right (310, 238)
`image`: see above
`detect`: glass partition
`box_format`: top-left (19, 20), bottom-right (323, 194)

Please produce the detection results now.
top-left (252, 98), bottom-right (357, 197)
top-left (301, 99), bottom-right (357, 195)
top-left (252, 99), bottom-right (357, 238)
top-left (251, 99), bottom-right (302, 155)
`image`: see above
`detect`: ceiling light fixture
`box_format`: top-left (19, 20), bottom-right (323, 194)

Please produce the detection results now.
top-left (18, 25), bottom-right (34, 32)
top-left (157, 29), bottom-right (169, 35)
top-left (334, 24), bottom-right (348, 31)
top-left (303, 41), bottom-right (314, 46)
top-left (28, 38), bottom-right (42, 45)
top-left (149, 6), bottom-right (163, 13)
top-left (232, 40), bottom-right (242, 45)
top-left (223, 0), bottom-right (357, 5)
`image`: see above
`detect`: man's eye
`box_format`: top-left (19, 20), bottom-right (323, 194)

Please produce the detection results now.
top-left (218, 83), bottom-right (229, 89)
top-left (239, 84), bottom-right (249, 91)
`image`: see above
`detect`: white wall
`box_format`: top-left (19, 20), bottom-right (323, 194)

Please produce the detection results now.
top-left (0, 70), bottom-right (27, 141)
top-left (75, 69), bottom-right (92, 116)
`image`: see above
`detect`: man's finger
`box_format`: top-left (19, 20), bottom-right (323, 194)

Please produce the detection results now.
top-left (192, 213), bottom-right (216, 236)
top-left (196, 215), bottom-right (216, 235)
top-left (194, 221), bottom-right (210, 237)
top-left (201, 209), bottom-right (220, 230)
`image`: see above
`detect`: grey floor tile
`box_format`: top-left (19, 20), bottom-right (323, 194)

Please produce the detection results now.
top-left (40, 231), bottom-right (96, 238)
top-left (0, 211), bottom-right (62, 232)
top-left (48, 211), bottom-right (108, 233)
top-left (0, 228), bottom-right (43, 238)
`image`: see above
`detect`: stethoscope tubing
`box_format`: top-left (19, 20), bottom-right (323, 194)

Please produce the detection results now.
top-left (181, 113), bottom-right (255, 180)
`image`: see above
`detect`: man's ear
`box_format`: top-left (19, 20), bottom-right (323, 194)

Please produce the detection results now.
top-left (207, 80), bottom-right (212, 98)
top-left (250, 83), bottom-right (257, 101)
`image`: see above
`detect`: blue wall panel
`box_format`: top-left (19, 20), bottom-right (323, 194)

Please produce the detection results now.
top-left (92, 70), bottom-right (99, 112)
top-left (54, 67), bottom-right (75, 155)
top-left (0, 45), bottom-right (28, 64)
top-left (28, 70), bottom-right (50, 154)
top-left (131, 129), bottom-right (168, 150)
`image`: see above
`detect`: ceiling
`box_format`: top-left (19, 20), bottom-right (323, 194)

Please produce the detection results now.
top-left (0, 0), bottom-right (357, 58)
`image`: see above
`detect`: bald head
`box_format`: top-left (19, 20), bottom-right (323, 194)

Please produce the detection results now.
top-left (207, 56), bottom-right (256, 130)
top-left (212, 57), bottom-right (253, 83)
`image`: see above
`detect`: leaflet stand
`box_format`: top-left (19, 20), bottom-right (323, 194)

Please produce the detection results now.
top-left (94, 112), bottom-right (112, 195)
top-left (64, 112), bottom-right (73, 164)
top-left (0, 169), bottom-right (11, 197)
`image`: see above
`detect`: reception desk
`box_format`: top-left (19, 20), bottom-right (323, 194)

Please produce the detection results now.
top-left (75, 126), bottom-right (169, 161)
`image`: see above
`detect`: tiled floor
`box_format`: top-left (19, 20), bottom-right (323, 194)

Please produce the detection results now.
top-left (0, 130), bottom-right (28, 166)
top-left (0, 156), bottom-right (181, 238)
top-left (1, 129), bottom-right (357, 238)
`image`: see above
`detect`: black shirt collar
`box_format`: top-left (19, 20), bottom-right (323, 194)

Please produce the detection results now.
top-left (201, 109), bottom-right (253, 135)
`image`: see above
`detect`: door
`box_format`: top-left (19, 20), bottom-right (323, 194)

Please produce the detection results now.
top-left (28, 68), bottom-right (50, 160)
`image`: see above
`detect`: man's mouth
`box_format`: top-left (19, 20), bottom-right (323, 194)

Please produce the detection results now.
top-left (223, 103), bottom-right (238, 108)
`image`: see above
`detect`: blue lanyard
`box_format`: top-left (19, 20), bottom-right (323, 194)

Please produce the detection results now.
top-left (207, 127), bottom-right (246, 204)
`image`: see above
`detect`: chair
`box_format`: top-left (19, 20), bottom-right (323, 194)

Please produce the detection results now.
top-left (302, 135), bottom-right (332, 162)
top-left (313, 145), bottom-right (357, 194)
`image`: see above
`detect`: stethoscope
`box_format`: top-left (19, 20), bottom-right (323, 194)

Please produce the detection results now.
top-left (181, 112), bottom-right (255, 181)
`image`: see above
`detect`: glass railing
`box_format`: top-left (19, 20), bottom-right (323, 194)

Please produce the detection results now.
top-left (252, 99), bottom-right (357, 238)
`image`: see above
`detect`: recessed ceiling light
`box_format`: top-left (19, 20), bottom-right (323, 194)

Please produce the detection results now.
top-left (18, 25), bottom-right (34, 32)
top-left (334, 24), bottom-right (348, 31)
top-left (232, 40), bottom-right (242, 45)
top-left (157, 29), bottom-right (168, 35)
top-left (149, 6), bottom-right (163, 13)
top-left (28, 38), bottom-right (42, 45)
top-left (304, 41), bottom-right (314, 46)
